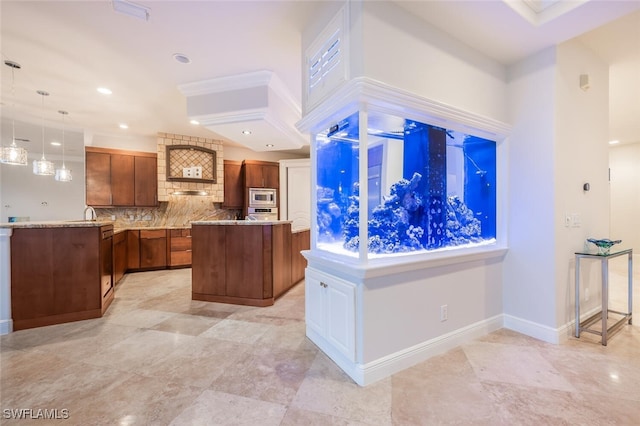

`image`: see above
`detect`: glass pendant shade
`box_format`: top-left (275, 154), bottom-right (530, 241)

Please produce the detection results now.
top-left (1, 60), bottom-right (28, 165)
top-left (33, 158), bottom-right (55, 175)
top-left (33, 90), bottom-right (54, 176)
top-left (54, 110), bottom-right (72, 181)
top-left (0, 142), bottom-right (28, 165)
top-left (55, 165), bottom-right (72, 181)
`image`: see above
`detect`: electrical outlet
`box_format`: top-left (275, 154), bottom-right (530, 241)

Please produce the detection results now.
top-left (440, 304), bottom-right (448, 322)
top-left (585, 287), bottom-right (590, 301)
top-left (564, 214), bottom-right (571, 227)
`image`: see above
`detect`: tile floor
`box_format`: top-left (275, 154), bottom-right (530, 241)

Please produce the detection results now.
top-left (1, 264), bottom-right (639, 425)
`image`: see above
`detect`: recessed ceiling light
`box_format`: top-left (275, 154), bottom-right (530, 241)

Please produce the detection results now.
top-left (97, 87), bottom-right (112, 95)
top-left (266, 144), bottom-right (274, 148)
top-left (173, 53), bottom-right (191, 64)
top-left (50, 141), bottom-right (61, 147)
top-left (242, 130), bottom-right (252, 135)
top-left (119, 123), bottom-right (129, 129)
top-left (190, 119), bottom-right (199, 125)
top-left (609, 140), bottom-right (620, 145)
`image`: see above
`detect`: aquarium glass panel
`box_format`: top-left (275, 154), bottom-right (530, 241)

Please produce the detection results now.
top-left (315, 110), bottom-right (497, 258)
top-left (316, 112), bottom-right (360, 256)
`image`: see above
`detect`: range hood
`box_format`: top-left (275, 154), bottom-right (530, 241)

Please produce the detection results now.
top-left (178, 70), bottom-right (308, 152)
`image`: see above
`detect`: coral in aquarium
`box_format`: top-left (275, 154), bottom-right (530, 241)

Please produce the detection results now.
top-left (343, 173), bottom-right (482, 253)
top-left (317, 185), bottom-right (345, 242)
top-left (445, 195), bottom-right (482, 245)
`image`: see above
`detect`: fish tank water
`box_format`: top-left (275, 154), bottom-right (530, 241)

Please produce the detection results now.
top-left (315, 110), bottom-right (497, 259)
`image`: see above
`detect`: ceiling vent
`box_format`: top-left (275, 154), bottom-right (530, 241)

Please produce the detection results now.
top-left (178, 70), bottom-right (307, 152)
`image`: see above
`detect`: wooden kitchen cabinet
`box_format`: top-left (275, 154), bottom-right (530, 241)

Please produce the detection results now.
top-left (113, 230), bottom-right (128, 284)
top-left (127, 230), bottom-right (141, 270)
top-left (10, 225), bottom-right (114, 331)
top-left (85, 147), bottom-right (157, 207)
top-left (168, 228), bottom-right (192, 268)
top-left (192, 222), bottom-right (295, 307)
top-left (139, 229), bottom-right (167, 270)
top-left (222, 160), bottom-right (243, 209)
top-left (242, 160), bottom-right (279, 189)
top-left (134, 156), bottom-right (157, 206)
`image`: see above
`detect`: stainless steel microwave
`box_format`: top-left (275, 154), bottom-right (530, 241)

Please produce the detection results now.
top-left (248, 188), bottom-right (277, 207)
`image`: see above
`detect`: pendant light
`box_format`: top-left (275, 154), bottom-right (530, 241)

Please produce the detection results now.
top-left (0, 60), bottom-right (28, 166)
top-left (54, 110), bottom-right (72, 182)
top-left (33, 90), bottom-right (55, 176)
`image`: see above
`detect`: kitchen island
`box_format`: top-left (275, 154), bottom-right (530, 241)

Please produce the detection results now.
top-left (191, 220), bottom-right (309, 307)
top-left (0, 220), bottom-right (115, 331)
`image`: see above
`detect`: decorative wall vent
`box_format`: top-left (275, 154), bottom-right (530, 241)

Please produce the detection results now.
top-left (304, 5), bottom-right (349, 113)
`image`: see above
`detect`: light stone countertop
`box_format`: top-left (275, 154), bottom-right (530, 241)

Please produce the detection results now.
top-left (191, 220), bottom-right (293, 226)
top-left (0, 220), bottom-right (115, 229)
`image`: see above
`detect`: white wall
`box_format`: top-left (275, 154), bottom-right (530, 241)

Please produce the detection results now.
top-left (504, 40), bottom-right (610, 341)
top-left (504, 48), bottom-right (558, 336)
top-left (554, 39), bottom-right (610, 328)
top-left (0, 158), bottom-right (85, 222)
top-left (360, 2), bottom-right (508, 123)
top-left (610, 143), bottom-right (640, 253)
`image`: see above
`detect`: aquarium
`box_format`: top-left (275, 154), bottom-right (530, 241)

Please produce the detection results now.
top-left (315, 110), bottom-right (497, 259)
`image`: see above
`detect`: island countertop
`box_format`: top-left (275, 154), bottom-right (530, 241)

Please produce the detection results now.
top-left (191, 220), bottom-right (293, 226)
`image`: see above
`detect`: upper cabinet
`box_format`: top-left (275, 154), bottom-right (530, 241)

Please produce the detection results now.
top-left (223, 160), bottom-right (243, 209)
top-left (243, 160), bottom-right (279, 189)
top-left (86, 147), bottom-right (157, 207)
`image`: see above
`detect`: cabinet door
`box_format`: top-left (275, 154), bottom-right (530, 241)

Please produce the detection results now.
top-left (305, 268), bottom-right (356, 361)
top-left (135, 156), bottom-right (157, 206)
top-left (223, 160), bottom-right (243, 208)
top-left (111, 154), bottom-right (135, 206)
top-left (305, 270), bottom-right (326, 338)
top-left (263, 164), bottom-right (280, 189)
top-left (86, 152), bottom-right (111, 206)
top-left (140, 230), bottom-right (167, 269)
top-left (113, 232), bottom-right (127, 284)
top-left (326, 278), bottom-right (355, 360)
top-left (127, 230), bottom-right (140, 270)
top-left (244, 164), bottom-right (264, 188)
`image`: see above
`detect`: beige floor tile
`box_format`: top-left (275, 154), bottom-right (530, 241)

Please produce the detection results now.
top-left (2, 263), bottom-right (637, 425)
top-left (462, 341), bottom-right (576, 392)
top-left (199, 318), bottom-right (274, 344)
top-left (210, 344), bottom-right (317, 405)
top-left (136, 337), bottom-right (251, 388)
top-left (169, 389), bottom-right (287, 426)
top-left (150, 312), bottom-right (221, 336)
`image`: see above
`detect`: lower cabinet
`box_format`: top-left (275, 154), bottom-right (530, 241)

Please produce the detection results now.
top-left (168, 228), bottom-right (192, 268)
top-left (126, 229), bottom-right (167, 271)
top-left (10, 225), bottom-right (114, 330)
top-left (305, 267), bottom-right (356, 362)
top-left (113, 231), bottom-right (127, 284)
top-left (139, 229), bottom-right (167, 269)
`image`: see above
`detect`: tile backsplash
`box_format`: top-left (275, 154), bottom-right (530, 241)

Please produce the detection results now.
top-left (157, 132), bottom-right (224, 202)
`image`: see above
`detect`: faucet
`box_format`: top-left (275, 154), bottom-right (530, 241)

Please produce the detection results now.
top-left (83, 205), bottom-right (97, 221)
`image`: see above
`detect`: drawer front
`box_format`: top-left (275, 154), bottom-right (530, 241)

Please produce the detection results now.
top-left (170, 229), bottom-right (191, 238)
top-left (113, 231), bottom-right (126, 245)
top-left (171, 236), bottom-right (192, 252)
top-left (140, 229), bottom-right (166, 239)
top-left (170, 250), bottom-right (192, 266)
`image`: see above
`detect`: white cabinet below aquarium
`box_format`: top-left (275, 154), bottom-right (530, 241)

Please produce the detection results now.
top-left (305, 267), bottom-right (356, 363)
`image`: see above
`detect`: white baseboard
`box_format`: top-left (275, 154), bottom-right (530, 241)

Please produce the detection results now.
top-left (0, 319), bottom-right (13, 336)
top-left (307, 314), bottom-right (503, 387)
top-left (503, 306), bottom-right (601, 345)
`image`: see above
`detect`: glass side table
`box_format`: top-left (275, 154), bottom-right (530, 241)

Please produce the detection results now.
top-left (575, 248), bottom-right (633, 346)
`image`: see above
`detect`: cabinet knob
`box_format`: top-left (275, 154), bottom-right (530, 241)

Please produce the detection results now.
top-left (320, 282), bottom-right (328, 288)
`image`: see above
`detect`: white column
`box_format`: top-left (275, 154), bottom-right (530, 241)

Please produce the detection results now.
top-left (0, 227), bottom-right (13, 335)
